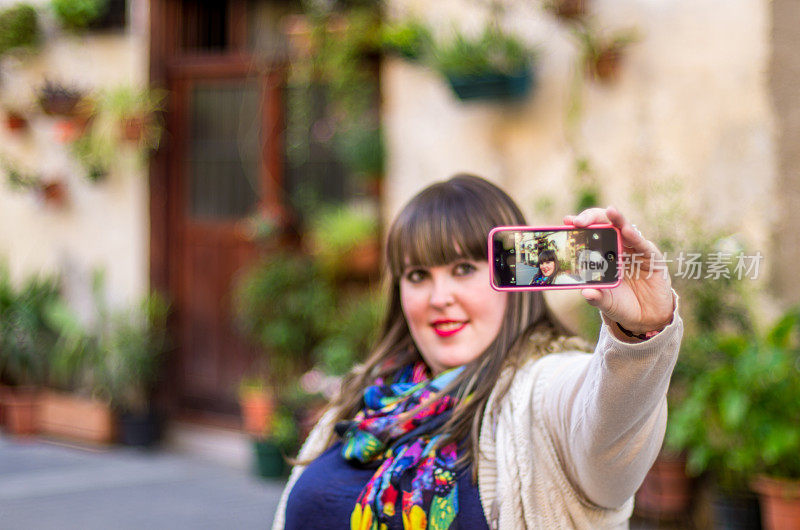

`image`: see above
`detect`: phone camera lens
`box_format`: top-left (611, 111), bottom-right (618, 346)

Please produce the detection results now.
top-left (606, 252), bottom-right (616, 261)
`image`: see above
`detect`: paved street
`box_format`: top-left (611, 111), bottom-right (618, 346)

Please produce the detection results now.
top-left (0, 435), bottom-right (286, 530)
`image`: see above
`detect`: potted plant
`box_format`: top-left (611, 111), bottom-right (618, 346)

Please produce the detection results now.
top-left (0, 269), bottom-right (60, 435)
top-left (306, 205), bottom-right (380, 280)
top-left (0, 3), bottom-right (40, 56)
top-left (432, 26), bottom-right (537, 101)
top-left (253, 406), bottom-right (298, 479)
top-left (50, 0), bottom-right (109, 33)
top-left (5, 110), bottom-right (28, 131)
top-left (234, 252), bottom-right (334, 386)
top-left (238, 376), bottom-right (275, 438)
top-left (37, 80), bottom-right (89, 118)
top-left (37, 297), bottom-right (116, 444)
top-left (101, 86), bottom-right (166, 148)
top-left (38, 179), bottom-right (68, 208)
top-left (380, 18), bottom-right (433, 61)
top-left (743, 309), bottom-right (800, 529)
top-left (99, 291), bottom-right (170, 447)
top-left (664, 332), bottom-right (762, 528)
top-left (543, 0), bottom-right (588, 21)
top-left (575, 25), bottom-right (639, 83)
top-left (70, 123), bottom-right (115, 181)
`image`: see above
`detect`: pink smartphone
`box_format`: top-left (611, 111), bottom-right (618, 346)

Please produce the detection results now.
top-left (488, 224), bottom-right (622, 291)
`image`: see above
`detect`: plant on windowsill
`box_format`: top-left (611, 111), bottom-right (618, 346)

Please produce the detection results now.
top-left (0, 3), bottom-right (41, 57)
top-left (50, 0), bottom-right (109, 33)
top-left (432, 26), bottom-right (538, 102)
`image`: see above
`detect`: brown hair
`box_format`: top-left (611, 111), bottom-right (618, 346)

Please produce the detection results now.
top-left (299, 174), bottom-right (589, 480)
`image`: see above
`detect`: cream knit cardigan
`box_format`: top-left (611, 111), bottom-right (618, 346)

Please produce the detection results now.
top-left (272, 295), bottom-right (683, 529)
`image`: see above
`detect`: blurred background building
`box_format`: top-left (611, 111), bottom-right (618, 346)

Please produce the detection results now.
top-left (1, 0), bottom-right (799, 527)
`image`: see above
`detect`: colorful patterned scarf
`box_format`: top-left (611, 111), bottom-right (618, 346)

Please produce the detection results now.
top-left (335, 361), bottom-right (465, 530)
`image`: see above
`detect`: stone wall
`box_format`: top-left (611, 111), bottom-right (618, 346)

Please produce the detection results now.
top-left (382, 0), bottom-right (779, 323)
top-left (0, 0), bottom-right (150, 316)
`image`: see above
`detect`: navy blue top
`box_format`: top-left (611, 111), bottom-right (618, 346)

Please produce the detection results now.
top-left (284, 441), bottom-right (490, 529)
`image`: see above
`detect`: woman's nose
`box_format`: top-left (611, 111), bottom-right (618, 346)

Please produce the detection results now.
top-left (429, 276), bottom-right (455, 308)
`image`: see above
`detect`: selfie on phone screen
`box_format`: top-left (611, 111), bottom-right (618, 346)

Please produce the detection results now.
top-left (491, 226), bottom-right (620, 290)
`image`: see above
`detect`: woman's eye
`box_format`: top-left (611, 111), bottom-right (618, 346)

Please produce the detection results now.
top-left (405, 269), bottom-right (427, 283)
top-left (453, 262), bottom-right (476, 276)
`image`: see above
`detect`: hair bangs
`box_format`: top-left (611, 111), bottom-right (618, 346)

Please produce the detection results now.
top-left (387, 182), bottom-right (495, 278)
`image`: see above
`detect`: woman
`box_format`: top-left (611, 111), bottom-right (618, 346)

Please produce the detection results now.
top-left (529, 248), bottom-right (571, 286)
top-left (272, 174), bottom-right (681, 529)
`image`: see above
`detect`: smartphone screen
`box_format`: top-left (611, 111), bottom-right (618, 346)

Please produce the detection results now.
top-left (489, 225), bottom-right (621, 291)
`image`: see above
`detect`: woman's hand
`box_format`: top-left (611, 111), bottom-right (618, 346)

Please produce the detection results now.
top-left (563, 206), bottom-right (675, 337)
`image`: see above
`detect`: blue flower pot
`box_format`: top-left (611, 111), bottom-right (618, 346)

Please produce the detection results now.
top-left (446, 68), bottom-right (534, 102)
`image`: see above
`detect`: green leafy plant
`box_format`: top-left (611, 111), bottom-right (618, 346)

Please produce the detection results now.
top-left (0, 3), bottom-right (40, 55)
top-left (266, 406), bottom-right (299, 453)
top-left (43, 296), bottom-right (105, 396)
top-left (50, 0), bottom-right (108, 32)
top-left (97, 289), bottom-right (170, 414)
top-left (101, 85), bottom-right (166, 149)
top-left (307, 205), bottom-right (379, 278)
top-left (0, 266), bottom-right (61, 387)
top-left (381, 19), bottom-right (433, 60)
top-left (313, 290), bottom-right (384, 375)
top-left (233, 253), bottom-right (334, 388)
top-left (432, 26), bottom-right (534, 78)
top-left (667, 308), bottom-right (800, 489)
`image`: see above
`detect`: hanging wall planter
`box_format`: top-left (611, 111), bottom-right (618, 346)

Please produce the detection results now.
top-left (5, 111), bottom-right (28, 131)
top-left (37, 80), bottom-right (88, 117)
top-left (545, 0), bottom-right (588, 21)
top-left (446, 68), bottom-right (534, 101)
top-left (433, 27), bottom-right (538, 103)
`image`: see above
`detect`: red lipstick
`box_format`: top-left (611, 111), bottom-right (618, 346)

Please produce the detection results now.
top-left (431, 320), bottom-right (468, 337)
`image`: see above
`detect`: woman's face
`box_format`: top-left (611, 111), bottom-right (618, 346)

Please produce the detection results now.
top-left (400, 259), bottom-right (508, 375)
top-left (539, 260), bottom-right (555, 277)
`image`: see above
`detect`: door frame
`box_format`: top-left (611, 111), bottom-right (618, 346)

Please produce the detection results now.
top-left (149, 0), bottom-right (288, 421)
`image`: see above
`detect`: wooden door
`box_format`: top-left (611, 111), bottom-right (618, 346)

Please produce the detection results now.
top-left (168, 63), bottom-right (284, 417)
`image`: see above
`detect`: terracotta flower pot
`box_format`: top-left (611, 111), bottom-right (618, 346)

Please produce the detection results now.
top-left (752, 475), bottom-right (800, 530)
top-left (553, 0), bottom-right (587, 19)
top-left (6, 113), bottom-right (27, 131)
top-left (121, 116), bottom-right (145, 142)
top-left (2, 386), bottom-right (39, 436)
top-left (37, 390), bottom-right (116, 444)
top-left (54, 115), bottom-right (92, 143)
top-left (634, 451), bottom-right (693, 520)
top-left (240, 390), bottom-right (274, 437)
top-left (39, 180), bottom-right (68, 207)
top-left (592, 48), bottom-right (624, 83)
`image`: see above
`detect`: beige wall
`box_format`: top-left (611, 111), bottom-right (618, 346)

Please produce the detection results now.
top-left (383, 0), bottom-right (778, 322)
top-left (0, 0), bottom-right (150, 316)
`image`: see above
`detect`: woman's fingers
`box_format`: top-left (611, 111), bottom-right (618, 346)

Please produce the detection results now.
top-left (565, 206), bottom-right (658, 258)
top-left (605, 206), bottom-right (651, 255)
top-left (563, 207), bottom-right (610, 227)
top-left (581, 288), bottom-right (612, 313)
